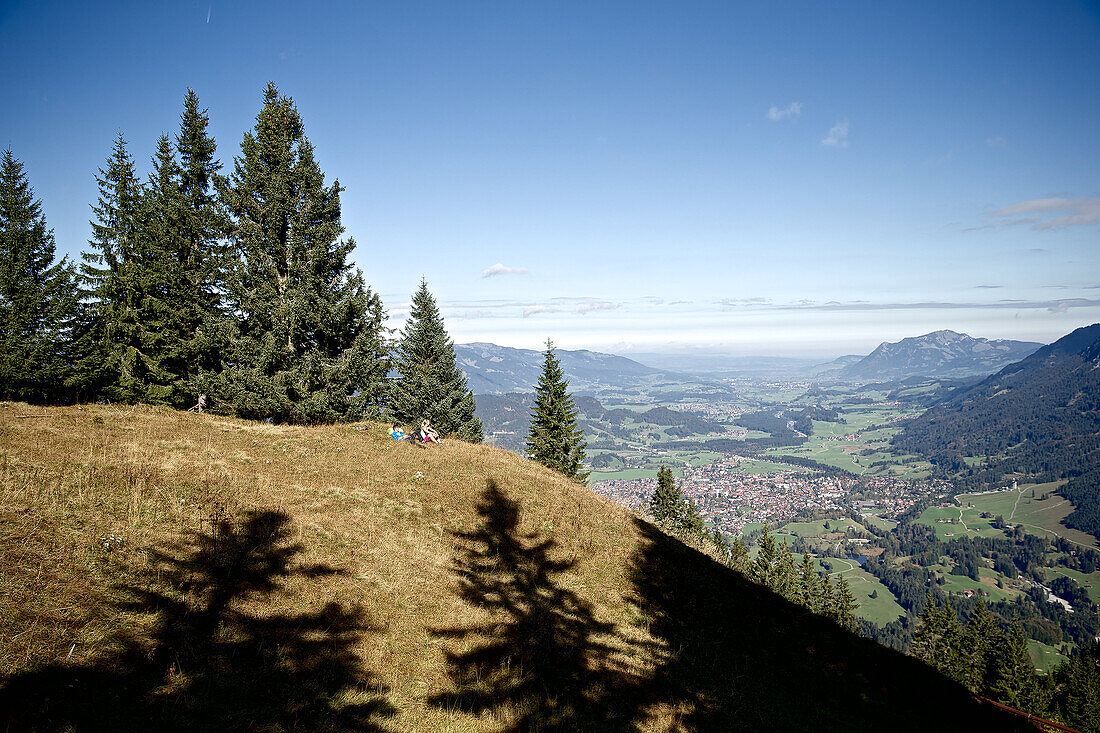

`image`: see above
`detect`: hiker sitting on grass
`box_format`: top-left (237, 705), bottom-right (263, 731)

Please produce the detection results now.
top-left (421, 419), bottom-right (443, 445)
top-left (392, 423), bottom-right (426, 448)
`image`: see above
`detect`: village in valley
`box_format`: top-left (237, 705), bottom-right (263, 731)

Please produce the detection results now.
top-left (592, 458), bottom-right (947, 534)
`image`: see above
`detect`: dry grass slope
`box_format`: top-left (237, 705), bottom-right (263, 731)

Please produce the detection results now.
top-left (1, 402), bottom-right (1029, 731)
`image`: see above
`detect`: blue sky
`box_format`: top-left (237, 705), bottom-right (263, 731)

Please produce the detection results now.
top-left (2, 1), bottom-right (1098, 357)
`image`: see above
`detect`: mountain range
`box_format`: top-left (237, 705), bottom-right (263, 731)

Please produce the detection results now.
top-left (894, 323), bottom-right (1100, 536)
top-left (456, 342), bottom-right (665, 394)
top-left (839, 330), bottom-right (1042, 381)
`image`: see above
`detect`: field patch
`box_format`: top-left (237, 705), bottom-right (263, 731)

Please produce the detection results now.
top-left (958, 482), bottom-right (1095, 549)
top-left (824, 559), bottom-right (905, 625)
top-left (1029, 640), bottom-right (1071, 675)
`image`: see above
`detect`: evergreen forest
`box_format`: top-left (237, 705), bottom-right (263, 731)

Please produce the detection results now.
top-left (0, 85), bottom-right (477, 437)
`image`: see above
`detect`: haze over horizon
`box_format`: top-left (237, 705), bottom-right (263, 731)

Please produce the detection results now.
top-left (2, 1), bottom-right (1098, 356)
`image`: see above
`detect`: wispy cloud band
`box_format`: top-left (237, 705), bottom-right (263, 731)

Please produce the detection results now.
top-left (989, 196), bottom-right (1100, 230)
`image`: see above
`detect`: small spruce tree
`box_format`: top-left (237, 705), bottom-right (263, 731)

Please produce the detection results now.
top-left (831, 574), bottom-right (860, 631)
top-left (727, 535), bottom-right (749, 573)
top-left (526, 339), bottom-right (587, 480)
top-left (389, 278), bottom-right (481, 440)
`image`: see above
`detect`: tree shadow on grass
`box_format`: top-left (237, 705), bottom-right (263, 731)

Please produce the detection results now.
top-left (429, 479), bottom-right (642, 732)
top-left (625, 517), bottom-right (1032, 732)
top-left (0, 510), bottom-right (394, 732)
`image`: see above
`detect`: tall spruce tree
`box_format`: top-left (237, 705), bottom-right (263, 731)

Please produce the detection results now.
top-left (797, 553), bottom-right (819, 608)
top-left (991, 617), bottom-right (1042, 712)
top-left (212, 83), bottom-right (388, 423)
top-left (73, 132), bottom-right (146, 401)
top-left (389, 279), bottom-right (481, 440)
top-left (526, 339), bottom-right (587, 480)
top-left (168, 89), bottom-right (230, 406)
top-left (963, 600), bottom-right (1000, 695)
top-left (0, 149), bottom-right (77, 402)
top-left (1059, 644), bottom-right (1100, 732)
top-left (750, 524), bottom-right (778, 587)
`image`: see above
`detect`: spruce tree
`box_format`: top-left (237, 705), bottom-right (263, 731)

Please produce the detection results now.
top-left (73, 132), bottom-right (146, 401)
top-left (832, 574), bottom-right (860, 631)
top-left (169, 89), bottom-right (230, 405)
top-left (525, 339), bottom-right (587, 479)
top-left (728, 535), bottom-right (749, 573)
top-left (213, 83), bottom-right (388, 423)
top-left (1059, 644), bottom-right (1100, 732)
top-left (991, 617), bottom-right (1042, 712)
top-left (750, 524), bottom-right (778, 587)
top-left (911, 592), bottom-right (943, 665)
top-left (797, 553), bottom-right (819, 608)
top-left (773, 540), bottom-right (798, 601)
top-left (817, 572), bottom-right (835, 617)
top-left (649, 466), bottom-right (680, 525)
top-left (938, 598), bottom-right (968, 686)
top-left (117, 134), bottom-right (185, 405)
top-left (389, 278), bottom-right (481, 440)
top-left (0, 149), bottom-right (77, 402)
top-left (963, 600), bottom-right (1000, 694)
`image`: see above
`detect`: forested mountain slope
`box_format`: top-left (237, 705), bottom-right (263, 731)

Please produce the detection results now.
top-left (0, 403), bottom-right (1026, 731)
top-left (457, 342), bottom-right (664, 394)
top-left (894, 323), bottom-right (1100, 536)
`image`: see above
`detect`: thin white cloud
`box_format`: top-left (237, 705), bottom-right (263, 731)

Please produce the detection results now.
top-left (923, 151), bottom-right (952, 167)
top-left (575, 299), bottom-right (617, 315)
top-left (990, 196), bottom-right (1100, 230)
top-left (769, 298), bottom-right (1100, 313)
top-left (719, 297), bottom-right (770, 307)
top-left (481, 263), bottom-right (529, 278)
top-left (767, 102), bottom-right (802, 121)
top-left (985, 136), bottom-right (1006, 148)
top-left (822, 120), bottom-right (849, 147)
top-left (523, 305), bottom-right (557, 318)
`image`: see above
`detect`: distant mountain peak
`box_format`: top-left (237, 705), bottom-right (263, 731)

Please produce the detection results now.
top-left (841, 331), bottom-right (1042, 381)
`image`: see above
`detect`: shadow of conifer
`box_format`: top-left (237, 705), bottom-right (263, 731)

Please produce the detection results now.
top-left (625, 518), bottom-right (1032, 732)
top-left (429, 479), bottom-right (640, 732)
top-left (0, 510), bottom-right (394, 732)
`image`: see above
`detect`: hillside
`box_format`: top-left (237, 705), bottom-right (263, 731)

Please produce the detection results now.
top-left (894, 323), bottom-right (1100, 536)
top-left (457, 342), bottom-right (665, 394)
top-left (840, 330), bottom-right (1042, 381)
top-left (0, 403), bottom-right (1028, 731)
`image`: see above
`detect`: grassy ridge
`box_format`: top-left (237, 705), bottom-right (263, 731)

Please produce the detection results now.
top-left (0, 403), bottom-right (1029, 731)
